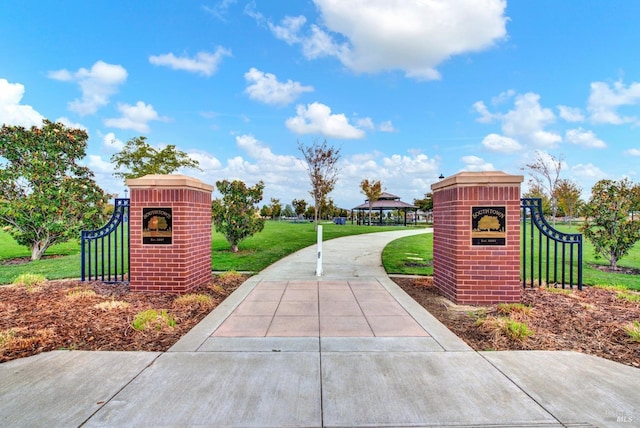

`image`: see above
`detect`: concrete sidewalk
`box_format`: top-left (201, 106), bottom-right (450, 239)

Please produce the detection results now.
top-left (1, 229), bottom-right (638, 427)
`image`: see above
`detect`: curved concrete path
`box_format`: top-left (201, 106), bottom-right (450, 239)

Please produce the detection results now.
top-left (1, 229), bottom-right (638, 427)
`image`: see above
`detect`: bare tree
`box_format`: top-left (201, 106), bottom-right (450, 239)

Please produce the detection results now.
top-left (298, 140), bottom-right (341, 229)
top-left (360, 178), bottom-right (383, 226)
top-left (525, 151), bottom-right (564, 226)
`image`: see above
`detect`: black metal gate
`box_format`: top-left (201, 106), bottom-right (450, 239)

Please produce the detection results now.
top-left (521, 198), bottom-right (583, 290)
top-left (81, 198), bottom-right (130, 283)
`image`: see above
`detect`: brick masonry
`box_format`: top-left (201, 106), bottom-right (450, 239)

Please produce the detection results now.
top-left (431, 172), bottom-right (524, 304)
top-left (127, 175), bottom-right (214, 293)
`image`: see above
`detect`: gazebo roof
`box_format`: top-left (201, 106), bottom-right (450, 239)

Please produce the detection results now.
top-left (353, 192), bottom-right (416, 210)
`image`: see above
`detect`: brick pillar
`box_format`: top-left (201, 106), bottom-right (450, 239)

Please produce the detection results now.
top-left (431, 171), bottom-right (523, 304)
top-left (127, 174), bottom-right (214, 293)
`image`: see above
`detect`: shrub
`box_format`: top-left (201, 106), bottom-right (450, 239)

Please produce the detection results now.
top-left (174, 294), bottom-right (214, 307)
top-left (12, 273), bottom-right (46, 292)
top-left (624, 321), bottom-right (640, 342)
top-left (132, 309), bottom-right (176, 331)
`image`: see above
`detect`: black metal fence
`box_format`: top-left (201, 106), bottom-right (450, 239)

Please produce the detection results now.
top-left (81, 198), bottom-right (130, 283)
top-left (521, 198), bottom-right (583, 290)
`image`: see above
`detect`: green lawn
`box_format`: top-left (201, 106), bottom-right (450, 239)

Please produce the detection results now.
top-left (0, 221), bottom-right (417, 284)
top-left (212, 220), bottom-right (417, 272)
top-left (382, 233), bottom-right (433, 276)
top-left (1, 220), bottom-right (638, 290)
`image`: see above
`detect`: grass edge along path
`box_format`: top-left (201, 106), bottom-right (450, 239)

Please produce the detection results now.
top-left (2, 221), bottom-right (639, 290)
top-left (0, 221), bottom-right (418, 284)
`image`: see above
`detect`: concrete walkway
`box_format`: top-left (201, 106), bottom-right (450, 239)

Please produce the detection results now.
top-left (1, 229), bottom-right (638, 427)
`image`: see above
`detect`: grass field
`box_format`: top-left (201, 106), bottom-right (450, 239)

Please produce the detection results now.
top-left (0, 221), bottom-right (416, 284)
top-left (1, 220), bottom-right (638, 289)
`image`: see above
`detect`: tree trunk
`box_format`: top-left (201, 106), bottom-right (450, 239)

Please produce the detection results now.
top-left (31, 240), bottom-right (50, 261)
top-left (231, 244), bottom-right (239, 253)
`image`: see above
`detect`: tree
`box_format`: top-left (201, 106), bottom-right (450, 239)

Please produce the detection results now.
top-left (580, 179), bottom-right (640, 270)
top-left (269, 198), bottom-right (282, 220)
top-left (260, 204), bottom-right (271, 218)
top-left (282, 204), bottom-right (295, 218)
top-left (0, 120), bottom-right (109, 260)
top-left (522, 182), bottom-right (552, 216)
top-left (554, 179), bottom-right (582, 227)
top-left (413, 193), bottom-right (433, 212)
top-left (525, 151), bottom-right (563, 225)
top-left (292, 199), bottom-right (307, 218)
top-left (298, 140), bottom-right (341, 229)
top-left (110, 136), bottom-right (201, 181)
top-left (211, 180), bottom-right (265, 253)
top-left (360, 178), bottom-right (383, 226)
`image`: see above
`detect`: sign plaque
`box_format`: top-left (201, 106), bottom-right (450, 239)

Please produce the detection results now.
top-left (471, 206), bottom-right (506, 246)
top-left (142, 208), bottom-right (173, 244)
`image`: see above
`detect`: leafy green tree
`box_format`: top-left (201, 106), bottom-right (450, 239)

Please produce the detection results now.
top-left (305, 205), bottom-right (315, 220)
top-left (260, 204), bottom-right (271, 218)
top-left (581, 178), bottom-right (640, 270)
top-left (298, 140), bottom-right (341, 229)
top-left (554, 179), bottom-right (582, 227)
top-left (282, 204), bottom-right (295, 218)
top-left (211, 180), bottom-right (265, 253)
top-left (413, 193), bottom-right (433, 212)
top-left (269, 197), bottom-right (282, 220)
top-left (292, 199), bottom-right (307, 218)
top-left (0, 120), bottom-right (109, 260)
top-left (360, 178), bottom-right (382, 226)
top-left (522, 182), bottom-right (552, 216)
top-left (110, 136), bottom-right (201, 181)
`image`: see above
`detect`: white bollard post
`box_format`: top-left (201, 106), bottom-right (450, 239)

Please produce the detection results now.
top-left (316, 225), bottom-right (323, 276)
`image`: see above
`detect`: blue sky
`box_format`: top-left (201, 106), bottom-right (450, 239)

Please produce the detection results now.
top-left (1, 0), bottom-right (639, 209)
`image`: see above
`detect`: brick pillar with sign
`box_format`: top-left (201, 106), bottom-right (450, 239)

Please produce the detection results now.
top-left (431, 171), bottom-right (524, 304)
top-left (127, 175), bottom-right (214, 293)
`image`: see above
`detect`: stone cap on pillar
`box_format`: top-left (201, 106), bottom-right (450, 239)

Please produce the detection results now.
top-left (126, 174), bottom-right (214, 192)
top-left (431, 171), bottom-right (523, 191)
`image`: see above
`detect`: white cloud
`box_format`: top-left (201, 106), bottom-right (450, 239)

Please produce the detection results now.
top-left (0, 78), bottom-right (44, 127)
top-left (356, 117), bottom-right (375, 130)
top-left (481, 133), bottom-right (522, 153)
top-left (266, 0), bottom-right (507, 80)
top-left (268, 15), bottom-right (307, 44)
top-left (588, 80), bottom-right (640, 124)
top-left (557, 105), bottom-right (585, 122)
top-left (149, 47), bottom-right (231, 76)
top-left (285, 102), bottom-right (365, 139)
top-left (56, 117), bottom-right (87, 131)
top-left (104, 101), bottom-right (164, 133)
top-left (203, 0), bottom-right (237, 21)
top-left (475, 92), bottom-right (561, 149)
top-left (461, 155), bottom-right (495, 171)
top-left (87, 154), bottom-right (114, 174)
top-left (625, 148), bottom-right (640, 156)
top-left (473, 101), bottom-right (497, 124)
top-left (187, 151), bottom-right (222, 171)
top-left (378, 120), bottom-right (395, 132)
top-left (571, 163), bottom-right (607, 179)
top-left (502, 93), bottom-right (559, 146)
top-left (235, 134), bottom-right (302, 170)
top-left (565, 128), bottom-right (606, 148)
top-left (381, 153), bottom-right (439, 174)
top-left (244, 68), bottom-right (313, 106)
top-left (100, 131), bottom-right (125, 151)
top-left (48, 61), bottom-right (127, 115)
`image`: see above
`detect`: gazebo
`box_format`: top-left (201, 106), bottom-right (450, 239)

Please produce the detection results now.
top-left (352, 192), bottom-right (417, 226)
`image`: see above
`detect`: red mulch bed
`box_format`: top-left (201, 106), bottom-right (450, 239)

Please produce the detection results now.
top-left (0, 274), bottom-right (244, 363)
top-left (1, 274), bottom-right (639, 368)
top-left (392, 276), bottom-right (640, 368)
